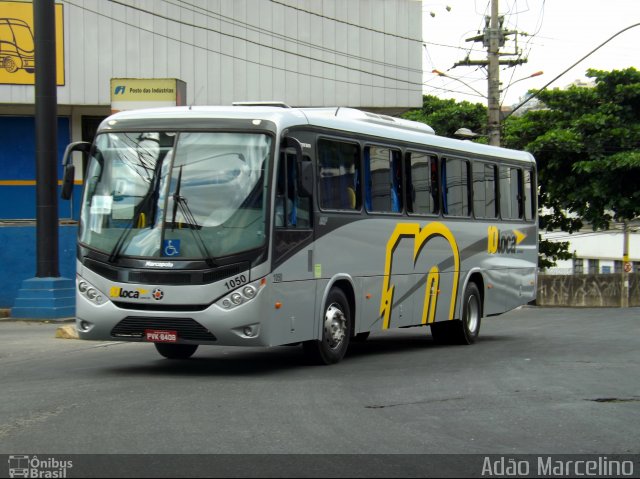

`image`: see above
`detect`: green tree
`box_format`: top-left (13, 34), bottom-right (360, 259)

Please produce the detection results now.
top-left (503, 68), bottom-right (640, 267)
top-left (402, 95), bottom-right (487, 138)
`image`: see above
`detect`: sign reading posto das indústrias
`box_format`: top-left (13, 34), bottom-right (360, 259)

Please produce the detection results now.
top-left (110, 78), bottom-right (187, 112)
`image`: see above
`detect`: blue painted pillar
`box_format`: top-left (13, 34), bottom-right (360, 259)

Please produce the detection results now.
top-left (11, 277), bottom-right (75, 319)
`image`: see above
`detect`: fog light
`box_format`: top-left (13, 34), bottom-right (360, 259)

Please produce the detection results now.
top-left (243, 326), bottom-right (254, 337)
top-left (79, 320), bottom-right (91, 331)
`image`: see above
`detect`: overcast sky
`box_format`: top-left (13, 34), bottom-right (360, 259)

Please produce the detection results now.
top-left (421, 0), bottom-right (640, 107)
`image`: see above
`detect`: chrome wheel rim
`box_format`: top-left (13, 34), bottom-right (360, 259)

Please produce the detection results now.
top-left (466, 295), bottom-right (480, 333)
top-left (324, 303), bottom-right (347, 350)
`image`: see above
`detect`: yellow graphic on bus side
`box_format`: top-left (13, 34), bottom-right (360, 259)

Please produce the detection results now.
top-left (380, 222), bottom-right (460, 329)
top-left (487, 226), bottom-right (526, 254)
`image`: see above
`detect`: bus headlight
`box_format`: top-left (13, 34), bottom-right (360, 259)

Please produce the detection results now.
top-left (77, 277), bottom-right (107, 305)
top-left (230, 293), bottom-right (243, 305)
top-left (216, 279), bottom-right (264, 310)
top-left (242, 286), bottom-right (256, 299)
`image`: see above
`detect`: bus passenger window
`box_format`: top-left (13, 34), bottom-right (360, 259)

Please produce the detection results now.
top-left (473, 162), bottom-right (498, 218)
top-left (500, 166), bottom-right (523, 220)
top-left (364, 146), bottom-right (402, 213)
top-left (406, 152), bottom-right (438, 215)
top-left (442, 158), bottom-right (470, 217)
top-left (524, 169), bottom-right (535, 221)
top-left (318, 139), bottom-right (361, 211)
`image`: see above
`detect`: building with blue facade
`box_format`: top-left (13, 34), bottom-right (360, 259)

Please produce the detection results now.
top-left (0, 0), bottom-right (423, 313)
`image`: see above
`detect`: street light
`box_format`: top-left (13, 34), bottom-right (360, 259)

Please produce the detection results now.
top-left (503, 70), bottom-right (544, 91)
top-left (505, 22), bottom-right (640, 120)
top-left (432, 69), bottom-right (485, 98)
top-left (499, 71), bottom-right (544, 111)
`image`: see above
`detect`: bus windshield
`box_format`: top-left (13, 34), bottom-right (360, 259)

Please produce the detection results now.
top-left (80, 131), bottom-right (271, 260)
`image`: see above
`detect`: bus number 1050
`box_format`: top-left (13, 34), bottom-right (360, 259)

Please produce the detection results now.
top-left (225, 275), bottom-right (248, 290)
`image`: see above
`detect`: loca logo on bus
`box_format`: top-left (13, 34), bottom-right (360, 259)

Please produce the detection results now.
top-left (109, 287), bottom-right (148, 299)
top-left (487, 226), bottom-right (524, 255)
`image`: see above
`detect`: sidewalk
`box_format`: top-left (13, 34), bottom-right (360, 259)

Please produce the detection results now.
top-left (0, 308), bottom-right (78, 338)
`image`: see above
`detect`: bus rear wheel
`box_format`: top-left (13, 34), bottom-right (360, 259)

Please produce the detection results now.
top-left (431, 282), bottom-right (482, 345)
top-left (303, 288), bottom-right (351, 365)
top-left (154, 343), bottom-right (198, 359)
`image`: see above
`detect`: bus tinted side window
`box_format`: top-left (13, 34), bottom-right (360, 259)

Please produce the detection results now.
top-left (405, 151), bottom-right (438, 215)
top-left (500, 166), bottom-right (523, 220)
top-left (364, 146), bottom-right (402, 213)
top-left (524, 168), bottom-right (536, 221)
top-left (275, 152), bottom-right (311, 228)
top-left (442, 157), bottom-right (470, 217)
top-left (318, 139), bottom-right (361, 211)
top-left (472, 162), bottom-right (498, 218)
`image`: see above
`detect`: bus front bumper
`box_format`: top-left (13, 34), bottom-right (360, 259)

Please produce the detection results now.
top-left (75, 288), bottom-right (272, 347)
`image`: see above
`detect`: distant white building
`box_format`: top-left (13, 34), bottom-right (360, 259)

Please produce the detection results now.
top-left (542, 222), bottom-right (640, 274)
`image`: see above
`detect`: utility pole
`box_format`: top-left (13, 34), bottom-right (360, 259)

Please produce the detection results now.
top-left (453, 0), bottom-right (526, 146)
top-left (487, 0), bottom-right (501, 146)
top-left (34, 0), bottom-right (59, 277)
top-left (621, 221), bottom-right (630, 308)
top-left (11, 0), bottom-right (74, 319)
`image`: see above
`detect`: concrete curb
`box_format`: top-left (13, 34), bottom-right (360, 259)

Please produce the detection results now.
top-left (55, 324), bottom-right (79, 339)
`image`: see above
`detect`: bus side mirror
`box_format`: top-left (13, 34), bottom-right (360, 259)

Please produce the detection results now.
top-left (60, 141), bottom-right (91, 200)
top-left (61, 164), bottom-right (75, 200)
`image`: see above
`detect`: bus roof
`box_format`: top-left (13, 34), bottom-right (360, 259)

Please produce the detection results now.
top-left (102, 105), bottom-right (535, 164)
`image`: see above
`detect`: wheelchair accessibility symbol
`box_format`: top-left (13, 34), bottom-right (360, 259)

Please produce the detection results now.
top-left (163, 239), bottom-right (180, 257)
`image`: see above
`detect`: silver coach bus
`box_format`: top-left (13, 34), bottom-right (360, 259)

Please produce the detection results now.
top-left (61, 104), bottom-right (537, 365)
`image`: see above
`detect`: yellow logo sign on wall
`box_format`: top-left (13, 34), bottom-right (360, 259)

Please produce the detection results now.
top-left (110, 78), bottom-right (187, 112)
top-left (0, 1), bottom-right (65, 85)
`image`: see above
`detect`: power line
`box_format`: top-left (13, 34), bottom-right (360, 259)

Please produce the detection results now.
top-left (269, 0), bottom-right (423, 43)
top-left (168, 0), bottom-right (424, 75)
top-left (506, 22), bottom-right (640, 118)
top-left (62, 0), bottom-right (422, 93)
top-left (102, 0), bottom-right (424, 89)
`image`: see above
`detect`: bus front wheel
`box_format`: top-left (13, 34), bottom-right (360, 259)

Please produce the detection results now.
top-left (303, 288), bottom-right (351, 365)
top-left (431, 282), bottom-right (482, 345)
top-left (154, 343), bottom-right (198, 359)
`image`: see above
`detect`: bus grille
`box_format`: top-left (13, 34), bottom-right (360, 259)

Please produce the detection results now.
top-left (83, 258), bottom-right (249, 286)
top-left (111, 317), bottom-right (217, 342)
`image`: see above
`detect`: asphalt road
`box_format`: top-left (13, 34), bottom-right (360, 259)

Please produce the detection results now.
top-left (0, 307), bottom-right (639, 475)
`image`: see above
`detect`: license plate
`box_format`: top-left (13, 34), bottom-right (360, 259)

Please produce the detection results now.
top-left (144, 329), bottom-right (178, 343)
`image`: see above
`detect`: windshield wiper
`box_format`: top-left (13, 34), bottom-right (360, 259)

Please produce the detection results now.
top-left (108, 150), bottom-right (163, 263)
top-left (107, 184), bottom-right (157, 263)
top-left (170, 166), bottom-right (216, 267)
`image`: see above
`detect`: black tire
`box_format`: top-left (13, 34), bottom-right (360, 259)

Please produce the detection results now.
top-left (431, 282), bottom-right (482, 345)
top-left (154, 343), bottom-right (198, 359)
top-left (303, 288), bottom-right (351, 365)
